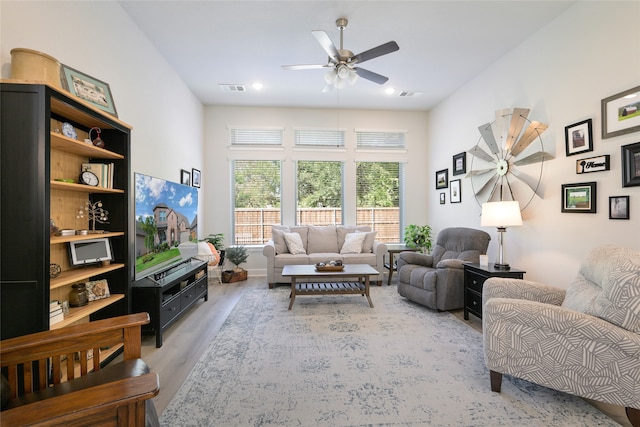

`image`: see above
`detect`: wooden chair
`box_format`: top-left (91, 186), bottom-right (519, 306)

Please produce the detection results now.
top-left (0, 312), bottom-right (159, 427)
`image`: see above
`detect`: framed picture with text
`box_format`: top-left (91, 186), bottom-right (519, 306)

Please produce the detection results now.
top-left (61, 64), bottom-right (118, 117)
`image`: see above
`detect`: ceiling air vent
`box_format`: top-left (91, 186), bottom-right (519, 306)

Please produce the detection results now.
top-left (398, 91), bottom-right (424, 97)
top-left (219, 84), bottom-right (246, 92)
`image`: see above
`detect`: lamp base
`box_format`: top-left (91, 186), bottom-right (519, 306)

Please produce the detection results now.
top-left (493, 262), bottom-right (511, 270)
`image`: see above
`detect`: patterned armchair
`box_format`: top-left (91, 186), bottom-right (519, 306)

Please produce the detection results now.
top-left (482, 245), bottom-right (640, 426)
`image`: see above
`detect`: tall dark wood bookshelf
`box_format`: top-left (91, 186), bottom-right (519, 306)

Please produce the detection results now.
top-left (0, 82), bottom-right (132, 344)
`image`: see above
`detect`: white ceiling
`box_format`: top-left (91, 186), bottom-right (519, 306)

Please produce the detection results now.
top-left (119, 1), bottom-right (575, 111)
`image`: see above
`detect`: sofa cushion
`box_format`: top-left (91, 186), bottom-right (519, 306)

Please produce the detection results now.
top-left (340, 232), bottom-right (366, 254)
top-left (271, 227), bottom-right (289, 254)
top-left (273, 253), bottom-right (309, 268)
top-left (562, 245), bottom-right (640, 333)
top-left (307, 225), bottom-right (338, 254)
top-left (337, 225), bottom-right (370, 250)
top-left (284, 232), bottom-right (306, 254)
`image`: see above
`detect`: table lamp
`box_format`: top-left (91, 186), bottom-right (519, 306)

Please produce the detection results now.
top-left (481, 201), bottom-right (522, 270)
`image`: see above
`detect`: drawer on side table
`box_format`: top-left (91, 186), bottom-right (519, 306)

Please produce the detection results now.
top-left (463, 263), bottom-right (525, 321)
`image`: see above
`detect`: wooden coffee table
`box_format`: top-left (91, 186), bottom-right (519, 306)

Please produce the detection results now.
top-left (282, 264), bottom-right (378, 310)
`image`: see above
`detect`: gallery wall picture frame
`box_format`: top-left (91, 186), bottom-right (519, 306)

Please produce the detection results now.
top-left (436, 169), bottom-right (449, 189)
top-left (601, 86), bottom-right (640, 139)
top-left (181, 169), bottom-right (191, 186)
top-left (60, 64), bottom-right (118, 117)
top-left (609, 196), bottom-right (630, 220)
top-left (450, 179), bottom-right (461, 203)
top-left (561, 181), bottom-right (596, 213)
top-left (564, 119), bottom-right (593, 156)
top-left (576, 154), bottom-right (610, 174)
top-left (621, 142), bottom-right (640, 187)
top-left (192, 168), bottom-right (201, 188)
top-left (452, 152), bottom-right (466, 175)
top-left (440, 193), bottom-right (446, 204)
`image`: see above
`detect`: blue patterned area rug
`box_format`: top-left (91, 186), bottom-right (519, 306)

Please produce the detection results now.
top-left (160, 285), bottom-right (617, 426)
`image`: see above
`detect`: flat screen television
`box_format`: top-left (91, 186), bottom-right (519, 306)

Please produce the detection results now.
top-left (134, 172), bottom-right (199, 280)
top-left (68, 237), bottom-right (114, 266)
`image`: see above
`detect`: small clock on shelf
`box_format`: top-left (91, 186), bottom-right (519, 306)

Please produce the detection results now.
top-left (79, 170), bottom-right (99, 186)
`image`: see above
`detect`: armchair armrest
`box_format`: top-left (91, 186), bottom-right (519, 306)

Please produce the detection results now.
top-left (263, 240), bottom-right (275, 258)
top-left (1, 372), bottom-right (159, 426)
top-left (436, 259), bottom-right (466, 269)
top-left (483, 277), bottom-right (566, 311)
top-left (398, 251), bottom-right (433, 267)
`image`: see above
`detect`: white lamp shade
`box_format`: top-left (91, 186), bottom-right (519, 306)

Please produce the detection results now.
top-left (481, 201), bottom-right (523, 227)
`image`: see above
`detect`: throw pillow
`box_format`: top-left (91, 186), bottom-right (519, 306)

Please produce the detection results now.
top-left (271, 227), bottom-right (289, 254)
top-left (340, 232), bottom-right (367, 254)
top-left (358, 230), bottom-right (377, 253)
top-left (307, 225), bottom-right (338, 254)
top-left (283, 232), bottom-right (306, 254)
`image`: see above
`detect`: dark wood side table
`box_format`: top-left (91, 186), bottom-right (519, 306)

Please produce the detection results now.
top-left (463, 263), bottom-right (526, 320)
top-left (385, 246), bottom-right (420, 286)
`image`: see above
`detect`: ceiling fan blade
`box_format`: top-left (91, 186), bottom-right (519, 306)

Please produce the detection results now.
top-left (282, 64), bottom-right (330, 70)
top-left (353, 67), bottom-right (389, 85)
top-left (509, 121), bottom-right (548, 157)
top-left (312, 30), bottom-right (339, 60)
top-left (513, 151), bottom-right (554, 166)
top-left (468, 145), bottom-right (496, 163)
top-left (504, 108), bottom-right (530, 151)
top-left (352, 41), bottom-right (399, 64)
top-left (478, 123), bottom-right (500, 155)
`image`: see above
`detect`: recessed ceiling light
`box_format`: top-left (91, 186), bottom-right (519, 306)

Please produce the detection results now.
top-left (252, 82), bottom-right (263, 90)
top-left (385, 87), bottom-right (396, 95)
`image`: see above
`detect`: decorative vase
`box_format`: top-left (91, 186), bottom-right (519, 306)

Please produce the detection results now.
top-left (69, 283), bottom-right (89, 307)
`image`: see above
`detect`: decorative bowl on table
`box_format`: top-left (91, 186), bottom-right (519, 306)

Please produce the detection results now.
top-left (315, 260), bottom-right (344, 271)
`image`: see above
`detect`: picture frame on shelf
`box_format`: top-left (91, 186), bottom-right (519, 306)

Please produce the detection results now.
top-left (436, 169), bottom-right (448, 189)
top-left (60, 64), bottom-right (118, 117)
top-left (601, 86), bottom-right (640, 139)
top-left (561, 182), bottom-right (597, 213)
top-left (621, 142), bottom-right (640, 187)
top-left (576, 154), bottom-right (610, 174)
top-left (440, 192), bottom-right (445, 204)
top-left (564, 119), bottom-right (593, 156)
top-left (85, 279), bottom-right (110, 301)
top-left (609, 196), bottom-right (630, 220)
top-left (452, 152), bottom-right (466, 175)
top-left (192, 168), bottom-right (201, 188)
top-left (450, 179), bottom-right (461, 203)
top-left (181, 169), bottom-right (191, 186)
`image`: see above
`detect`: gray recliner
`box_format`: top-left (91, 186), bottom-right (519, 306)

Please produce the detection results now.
top-left (396, 227), bottom-right (490, 311)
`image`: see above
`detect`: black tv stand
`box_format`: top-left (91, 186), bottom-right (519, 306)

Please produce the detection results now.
top-left (132, 258), bottom-right (208, 347)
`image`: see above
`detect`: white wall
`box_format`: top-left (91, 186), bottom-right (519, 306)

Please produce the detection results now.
top-left (426, 1), bottom-right (640, 287)
top-left (203, 106), bottom-right (429, 273)
top-left (0, 0), bottom-right (206, 229)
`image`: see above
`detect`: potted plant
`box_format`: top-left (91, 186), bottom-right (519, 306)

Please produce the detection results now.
top-left (221, 245), bottom-right (248, 282)
top-left (202, 233), bottom-right (225, 266)
top-left (404, 224), bottom-right (433, 254)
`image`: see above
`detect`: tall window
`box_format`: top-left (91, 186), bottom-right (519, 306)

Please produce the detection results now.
top-left (232, 160), bottom-right (281, 244)
top-left (296, 161), bottom-right (343, 225)
top-left (356, 162), bottom-right (402, 242)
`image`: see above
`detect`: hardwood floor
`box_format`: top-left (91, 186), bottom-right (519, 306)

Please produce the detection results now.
top-left (140, 273), bottom-right (630, 426)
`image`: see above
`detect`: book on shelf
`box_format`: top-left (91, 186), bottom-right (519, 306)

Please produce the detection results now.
top-left (50, 310), bottom-right (64, 326)
top-left (50, 300), bottom-right (61, 312)
top-left (50, 307), bottom-right (63, 317)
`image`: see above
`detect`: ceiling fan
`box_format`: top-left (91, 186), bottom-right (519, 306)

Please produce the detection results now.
top-left (282, 18), bottom-right (399, 91)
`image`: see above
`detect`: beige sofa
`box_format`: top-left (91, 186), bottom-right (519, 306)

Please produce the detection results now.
top-left (263, 225), bottom-right (387, 288)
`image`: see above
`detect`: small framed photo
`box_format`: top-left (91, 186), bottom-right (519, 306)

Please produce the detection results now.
top-left (192, 168), bottom-right (201, 188)
top-left (452, 152), bottom-right (466, 176)
top-left (440, 192), bottom-right (446, 204)
top-left (609, 196), bottom-right (630, 220)
top-left (561, 182), bottom-right (596, 213)
top-left (576, 154), bottom-right (610, 174)
top-left (436, 169), bottom-right (448, 189)
top-left (621, 142), bottom-right (640, 187)
top-left (601, 86), bottom-right (640, 139)
top-left (60, 64), bottom-right (117, 117)
top-left (564, 119), bottom-right (593, 156)
top-left (181, 169), bottom-right (191, 186)
top-left (450, 179), bottom-right (461, 203)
